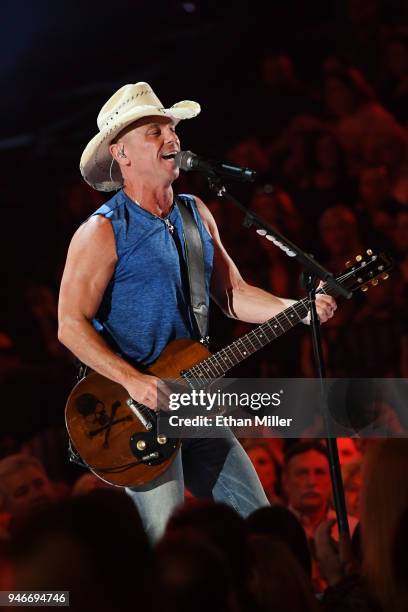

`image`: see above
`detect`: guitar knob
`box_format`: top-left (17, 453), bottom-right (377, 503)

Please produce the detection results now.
top-left (157, 436), bottom-right (167, 445)
top-left (355, 255), bottom-right (362, 262)
top-left (366, 249), bottom-right (373, 256)
top-left (381, 273), bottom-right (389, 280)
top-left (361, 286), bottom-right (369, 292)
top-left (136, 440), bottom-right (147, 451)
top-left (371, 279), bottom-right (379, 286)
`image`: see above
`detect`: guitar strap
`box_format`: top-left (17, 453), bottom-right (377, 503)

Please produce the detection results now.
top-left (175, 195), bottom-right (209, 346)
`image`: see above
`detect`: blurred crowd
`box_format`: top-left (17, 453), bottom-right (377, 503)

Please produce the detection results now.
top-left (1, 438), bottom-right (408, 612)
top-left (1, 1), bottom-right (408, 609)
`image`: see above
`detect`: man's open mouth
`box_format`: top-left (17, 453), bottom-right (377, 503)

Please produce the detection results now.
top-left (162, 152), bottom-right (177, 160)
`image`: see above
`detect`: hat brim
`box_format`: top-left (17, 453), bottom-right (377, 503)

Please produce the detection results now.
top-left (80, 100), bottom-right (200, 192)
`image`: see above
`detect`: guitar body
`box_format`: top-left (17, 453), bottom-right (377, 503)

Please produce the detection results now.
top-left (65, 338), bottom-right (211, 487)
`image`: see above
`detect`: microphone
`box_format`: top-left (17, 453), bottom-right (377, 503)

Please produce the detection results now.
top-left (175, 150), bottom-right (256, 183)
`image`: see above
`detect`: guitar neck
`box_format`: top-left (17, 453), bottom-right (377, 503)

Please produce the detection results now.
top-left (188, 293), bottom-right (317, 379)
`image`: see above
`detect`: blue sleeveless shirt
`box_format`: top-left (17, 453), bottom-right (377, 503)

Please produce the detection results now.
top-left (91, 190), bottom-right (214, 367)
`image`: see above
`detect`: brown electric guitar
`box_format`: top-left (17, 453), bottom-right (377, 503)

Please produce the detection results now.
top-left (65, 250), bottom-right (392, 487)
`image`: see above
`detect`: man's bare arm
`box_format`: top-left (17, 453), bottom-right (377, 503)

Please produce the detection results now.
top-left (194, 197), bottom-right (336, 324)
top-left (58, 215), bottom-right (164, 410)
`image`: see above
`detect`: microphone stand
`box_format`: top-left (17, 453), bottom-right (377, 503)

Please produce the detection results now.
top-left (206, 174), bottom-right (351, 540)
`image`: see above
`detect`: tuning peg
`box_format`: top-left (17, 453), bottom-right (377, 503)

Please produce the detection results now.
top-left (361, 286), bottom-right (369, 292)
top-left (381, 273), bottom-right (389, 280)
top-left (355, 255), bottom-right (363, 262)
top-left (371, 279), bottom-right (379, 286)
top-left (366, 249), bottom-right (373, 256)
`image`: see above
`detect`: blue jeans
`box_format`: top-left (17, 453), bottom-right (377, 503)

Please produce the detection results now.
top-left (126, 428), bottom-right (269, 541)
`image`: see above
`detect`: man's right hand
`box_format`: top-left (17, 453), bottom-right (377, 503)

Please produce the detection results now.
top-left (124, 373), bottom-right (171, 412)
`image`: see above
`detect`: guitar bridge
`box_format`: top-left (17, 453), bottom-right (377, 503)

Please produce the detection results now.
top-left (126, 399), bottom-right (153, 431)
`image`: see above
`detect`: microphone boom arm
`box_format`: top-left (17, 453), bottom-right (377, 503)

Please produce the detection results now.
top-left (206, 173), bottom-right (351, 299)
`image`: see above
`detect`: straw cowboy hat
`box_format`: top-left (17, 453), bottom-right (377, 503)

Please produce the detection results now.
top-left (80, 82), bottom-right (201, 192)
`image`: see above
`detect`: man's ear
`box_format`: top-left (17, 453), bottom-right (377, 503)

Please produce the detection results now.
top-left (109, 143), bottom-right (128, 165)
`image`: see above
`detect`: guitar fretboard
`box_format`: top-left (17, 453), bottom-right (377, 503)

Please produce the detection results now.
top-left (186, 294), bottom-right (317, 381)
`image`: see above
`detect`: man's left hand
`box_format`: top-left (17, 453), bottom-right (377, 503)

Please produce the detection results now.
top-left (304, 282), bottom-right (337, 324)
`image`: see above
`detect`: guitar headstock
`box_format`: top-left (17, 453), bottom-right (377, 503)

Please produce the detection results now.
top-left (334, 250), bottom-right (393, 295)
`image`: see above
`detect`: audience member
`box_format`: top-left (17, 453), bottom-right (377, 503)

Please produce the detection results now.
top-left (246, 505), bottom-right (312, 578)
top-left (283, 441), bottom-right (357, 540)
top-left (361, 440), bottom-right (408, 612)
top-left (337, 438), bottom-right (362, 466)
top-left (248, 536), bottom-right (319, 612)
top-left (318, 205), bottom-right (363, 272)
top-left (164, 500), bottom-right (251, 607)
top-left (8, 489), bottom-right (154, 612)
top-left (379, 33), bottom-right (408, 125)
top-left (283, 441), bottom-right (358, 591)
top-left (356, 165), bottom-right (403, 249)
top-left (363, 124), bottom-right (408, 206)
top-left (323, 66), bottom-right (401, 176)
top-left (242, 440), bottom-right (282, 504)
top-left (315, 439), bottom-right (408, 612)
top-left (342, 460), bottom-right (362, 520)
top-left (156, 535), bottom-right (235, 612)
top-left (0, 454), bottom-right (55, 519)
